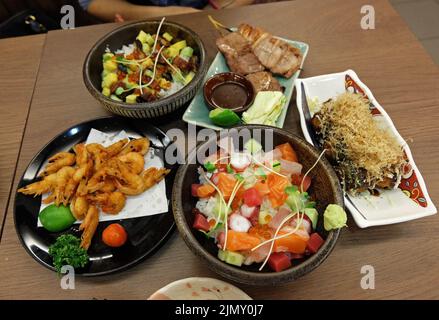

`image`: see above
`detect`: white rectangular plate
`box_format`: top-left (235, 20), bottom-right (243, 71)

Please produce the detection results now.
top-left (295, 69), bottom-right (437, 228)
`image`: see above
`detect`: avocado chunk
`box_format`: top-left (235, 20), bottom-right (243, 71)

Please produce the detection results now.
top-left (304, 208), bottom-right (318, 230)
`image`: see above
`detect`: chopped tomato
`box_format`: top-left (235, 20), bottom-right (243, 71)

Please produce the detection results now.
top-left (217, 173), bottom-right (237, 199)
top-left (275, 143), bottom-right (298, 162)
top-left (197, 184), bottom-right (216, 198)
top-left (225, 230), bottom-right (260, 251)
top-left (191, 184), bottom-right (202, 197)
top-left (291, 174), bottom-right (311, 192)
top-left (267, 174), bottom-right (290, 208)
top-left (268, 252), bottom-right (292, 272)
top-left (273, 232), bottom-right (307, 254)
top-left (193, 214), bottom-right (210, 232)
top-left (306, 233), bottom-right (324, 253)
top-left (254, 180), bottom-right (270, 196)
top-left (243, 188), bottom-right (262, 207)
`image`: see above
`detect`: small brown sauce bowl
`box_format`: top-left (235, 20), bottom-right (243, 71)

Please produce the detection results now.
top-left (203, 72), bottom-right (255, 113)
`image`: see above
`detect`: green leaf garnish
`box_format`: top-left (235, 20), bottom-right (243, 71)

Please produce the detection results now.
top-left (204, 161), bottom-right (216, 172)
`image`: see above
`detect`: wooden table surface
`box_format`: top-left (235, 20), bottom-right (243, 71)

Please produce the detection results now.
top-left (1, 0), bottom-right (439, 299)
top-left (0, 34), bottom-right (46, 235)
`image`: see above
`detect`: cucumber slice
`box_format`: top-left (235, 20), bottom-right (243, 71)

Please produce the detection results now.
top-left (224, 251), bottom-right (245, 267)
top-left (218, 249), bottom-right (228, 262)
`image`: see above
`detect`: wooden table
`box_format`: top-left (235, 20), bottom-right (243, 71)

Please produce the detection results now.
top-left (1, 0), bottom-right (439, 299)
top-left (0, 34), bottom-right (46, 235)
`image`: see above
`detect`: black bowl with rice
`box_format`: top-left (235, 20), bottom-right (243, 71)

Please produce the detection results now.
top-left (83, 19), bottom-right (207, 118)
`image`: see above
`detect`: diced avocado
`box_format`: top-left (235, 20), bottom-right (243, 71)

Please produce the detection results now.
top-left (110, 94), bottom-right (122, 102)
top-left (172, 69), bottom-right (186, 84)
top-left (180, 46), bottom-right (193, 60)
top-left (286, 189), bottom-right (305, 213)
top-left (225, 251), bottom-right (245, 267)
top-left (103, 59), bottom-right (117, 72)
top-left (144, 33), bottom-right (155, 46)
top-left (162, 32), bottom-right (173, 42)
top-left (144, 69), bottom-right (154, 78)
top-left (141, 58), bottom-right (153, 70)
top-left (164, 47), bottom-right (179, 59)
top-left (185, 71), bottom-right (195, 84)
top-left (136, 30), bottom-right (148, 44)
top-left (304, 208), bottom-right (318, 230)
top-left (258, 210), bottom-right (272, 225)
top-left (102, 87), bottom-right (110, 97)
top-left (102, 73), bottom-right (118, 88)
top-left (103, 52), bottom-right (114, 62)
top-left (142, 43), bottom-right (151, 54)
top-left (125, 94), bottom-right (139, 104)
top-left (218, 249), bottom-right (228, 262)
top-left (170, 40), bottom-right (187, 52)
top-left (244, 139), bottom-right (262, 154)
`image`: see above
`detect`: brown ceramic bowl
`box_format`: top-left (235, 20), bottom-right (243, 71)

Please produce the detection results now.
top-left (172, 125), bottom-right (343, 286)
top-left (83, 20), bottom-right (207, 118)
top-left (203, 72), bottom-right (255, 113)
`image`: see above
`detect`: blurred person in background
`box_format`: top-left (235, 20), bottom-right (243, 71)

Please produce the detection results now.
top-left (79, 0), bottom-right (255, 22)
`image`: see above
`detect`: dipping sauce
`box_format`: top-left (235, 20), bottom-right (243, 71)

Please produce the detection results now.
top-left (211, 82), bottom-right (250, 110)
top-left (203, 72), bottom-right (255, 113)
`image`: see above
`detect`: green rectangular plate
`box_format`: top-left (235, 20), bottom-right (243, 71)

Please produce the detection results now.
top-left (182, 37), bottom-right (309, 130)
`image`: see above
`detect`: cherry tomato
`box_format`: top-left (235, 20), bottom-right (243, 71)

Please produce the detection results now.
top-left (102, 223), bottom-right (127, 248)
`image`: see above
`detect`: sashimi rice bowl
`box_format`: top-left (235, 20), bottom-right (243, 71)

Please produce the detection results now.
top-left (173, 126), bottom-right (346, 286)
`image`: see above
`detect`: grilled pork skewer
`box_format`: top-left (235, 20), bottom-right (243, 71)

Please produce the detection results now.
top-left (238, 24), bottom-right (303, 78)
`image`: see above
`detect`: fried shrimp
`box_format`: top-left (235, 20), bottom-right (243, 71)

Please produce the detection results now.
top-left (19, 137), bottom-right (170, 252)
top-left (113, 160), bottom-right (144, 195)
top-left (117, 152), bottom-right (145, 174)
top-left (101, 191), bottom-right (126, 215)
top-left (118, 137), bottom-right (150, 156)
top-left (64, 159), bottom-right (94, 203)
top-left (104, 138), bottom-right (129, 157)
top-left (87, 143), bottom-right (108, 171)
top-left (80, 205), bottom-right (99, 250)
top-left (53, 166), bottom-right (75, 206)
top-left (17, 173), bottom-right (57, 196)
top-left (140, 167), bottom-right (170, 192)
top-left (39, 152), bottom-right (76, 177)
top-left (70, 196), bottom-right (89, 220)
top-left (73, 143), bottom-right (89, 165)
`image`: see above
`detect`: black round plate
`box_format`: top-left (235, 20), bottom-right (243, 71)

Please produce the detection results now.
top-left (14, 116), bottom-right (176, 276)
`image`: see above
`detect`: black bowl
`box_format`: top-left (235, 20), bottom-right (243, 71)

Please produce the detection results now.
top-left (172, 125), bottom-right (343, 286)
top-left (83, 20), bottom-right (207, 118)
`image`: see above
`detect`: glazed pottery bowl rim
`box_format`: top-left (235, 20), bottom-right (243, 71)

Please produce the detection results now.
top-left (172, 125), bottom-right (343, 286)
top-left (203, 72), bottom-right (255, 113)
top-left (83, 19), bottom-right (207, 111)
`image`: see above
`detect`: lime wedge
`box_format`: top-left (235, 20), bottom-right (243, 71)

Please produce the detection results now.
top-left (209, 108), bottom-right (240, 127)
